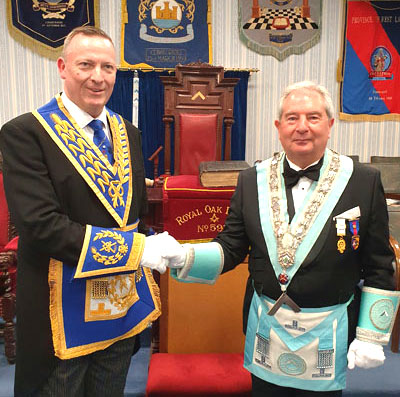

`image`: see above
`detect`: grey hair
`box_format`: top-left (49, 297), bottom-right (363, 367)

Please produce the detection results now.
top-left (277, 81), bottom-right (334, 120)
top-left (61, 26), bottom-right (114, 58)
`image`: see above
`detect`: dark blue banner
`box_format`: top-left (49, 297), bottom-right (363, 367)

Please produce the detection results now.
top-left (121, 0), bottom-right (211, 68)
top-left (8, 0), bottom-right (98, 51)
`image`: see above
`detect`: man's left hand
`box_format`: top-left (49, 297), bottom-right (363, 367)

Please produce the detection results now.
top-left (347, 339), bottom-right (385, 369)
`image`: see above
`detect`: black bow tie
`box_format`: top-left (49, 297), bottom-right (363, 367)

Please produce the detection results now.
top-left (283, 158), bottom-right (323, 188)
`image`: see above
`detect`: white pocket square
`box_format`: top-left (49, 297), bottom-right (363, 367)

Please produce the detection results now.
top-left (333, 206), bottom-right (361, 220)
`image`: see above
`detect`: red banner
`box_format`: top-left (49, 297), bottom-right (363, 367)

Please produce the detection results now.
top-left (340, 0), bottom-right (400, 120)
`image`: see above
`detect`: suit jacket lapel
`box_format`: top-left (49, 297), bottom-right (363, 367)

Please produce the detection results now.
top-left (300, 216), bottom-right (331, 268)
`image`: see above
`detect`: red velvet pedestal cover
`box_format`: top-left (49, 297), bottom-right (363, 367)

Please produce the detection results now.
top-left (162, 175), bottom-right (235, 242)
top-left (146, 353), bottom-right (251, 396)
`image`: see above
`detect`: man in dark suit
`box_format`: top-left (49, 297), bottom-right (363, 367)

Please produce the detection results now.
top-left (169, 81), bottom-right (399, 396)
top-left (0, 26), bottom-right (179, 396)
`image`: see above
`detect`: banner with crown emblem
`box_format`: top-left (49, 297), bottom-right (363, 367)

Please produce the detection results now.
top-left (121, 0), bottom-right (212, 68)
top-left (339, 0), bottom-right (400, 121)
top-left (238, 0), bottom-right (322, 61)
top-left (6, 0), bottom-right (99, 59)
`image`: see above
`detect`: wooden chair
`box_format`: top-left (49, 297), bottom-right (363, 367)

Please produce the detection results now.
top-left (160, 62), bottom-right (239, 176)
top-left (372, 162), bottom-right (400, 353)
top-left (368, 162), bottom-right (400, 200)
top-left (347, 155), bottom-right (359, 162)
top-left (0, 151), bottom-right (17, 364)
top-left (371, 156), bottom-right (400, 164)
top-left (388, 218), bottom-right (400, 353)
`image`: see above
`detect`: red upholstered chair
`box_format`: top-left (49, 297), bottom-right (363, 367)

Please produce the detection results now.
top-left (160, 62), bottom-right (239, 176)
top-left (178, 113), bottom-right (218, 175)
top-left (0, 151), bottom-right (17, 364)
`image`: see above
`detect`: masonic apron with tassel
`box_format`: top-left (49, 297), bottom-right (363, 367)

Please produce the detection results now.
top-left (244, 150), bottom-right (353, 391)
top-left (33, 95), bottom-right (161, 359)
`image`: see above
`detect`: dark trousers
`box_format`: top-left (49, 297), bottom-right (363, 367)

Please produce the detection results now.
top-left (252, 374), bottom-right (343, 397)
top-left (33, 336), bottom-right (136, 397)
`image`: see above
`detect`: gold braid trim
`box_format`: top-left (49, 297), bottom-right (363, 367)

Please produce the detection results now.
top-left (49, 260), bottom-right (162, 360)
top-left (48, 259), bottom-right (67, 358)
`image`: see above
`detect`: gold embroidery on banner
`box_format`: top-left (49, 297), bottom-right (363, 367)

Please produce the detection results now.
top-left (91, 230), bottom-right (129, 265)
top-left (138, 0), bottom-right (194, 34)
top-left (32, 0), bottom-right (75, 19)
top-left (210, 213), bottom-right (219, 223)
top-left (49, 112), bottom-right (129, 209)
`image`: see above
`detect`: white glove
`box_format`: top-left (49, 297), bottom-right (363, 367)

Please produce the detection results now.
top-left (347, 338), bottom-right (385, 369)
top-left (139, 233), bottom-right (169, 274)
top-left (157, 232), bottom-right (187, 269)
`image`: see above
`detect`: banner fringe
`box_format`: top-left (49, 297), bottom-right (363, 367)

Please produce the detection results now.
top-left (208, 0), bottom-right (213, 65)
top-left (336, 59), bottom-right (343, 82)
top-left (339, 112), bottom-right (400, 121)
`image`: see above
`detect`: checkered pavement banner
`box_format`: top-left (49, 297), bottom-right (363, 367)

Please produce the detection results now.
top-left (239, 0), bottom-right (322, 61)
top-left (339, 0), bottom-right (400, 121)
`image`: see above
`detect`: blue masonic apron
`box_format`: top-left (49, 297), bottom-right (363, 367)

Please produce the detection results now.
top-left (244, 150), bottom-right (354, 391)
top-left (33, 96), bottom-right (161, 359)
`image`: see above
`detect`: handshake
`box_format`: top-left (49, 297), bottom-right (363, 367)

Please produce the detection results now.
top-left (139, 231), bottom-right (188, 274)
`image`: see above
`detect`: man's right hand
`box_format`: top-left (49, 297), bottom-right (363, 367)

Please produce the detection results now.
top-left (139, 233), bottom-right (169, 273)
top-left (139, 232), bottom-right (187, 273)
top-left (159, 234), bottom-right (187, 269)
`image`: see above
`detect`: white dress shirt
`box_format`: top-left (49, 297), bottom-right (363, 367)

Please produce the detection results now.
top-left (60, 93), bottom-right (112, 148)
top-left (286, 157), bottom-right (320, 213)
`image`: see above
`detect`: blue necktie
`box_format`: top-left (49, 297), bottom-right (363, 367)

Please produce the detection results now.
top-left (88, 119), bottom-right (113, 164)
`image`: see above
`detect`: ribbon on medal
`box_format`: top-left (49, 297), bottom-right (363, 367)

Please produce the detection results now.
top-left (349, 219), bottom-right (360, 250)
top-left (335, 218), bottom-right (346, 254)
